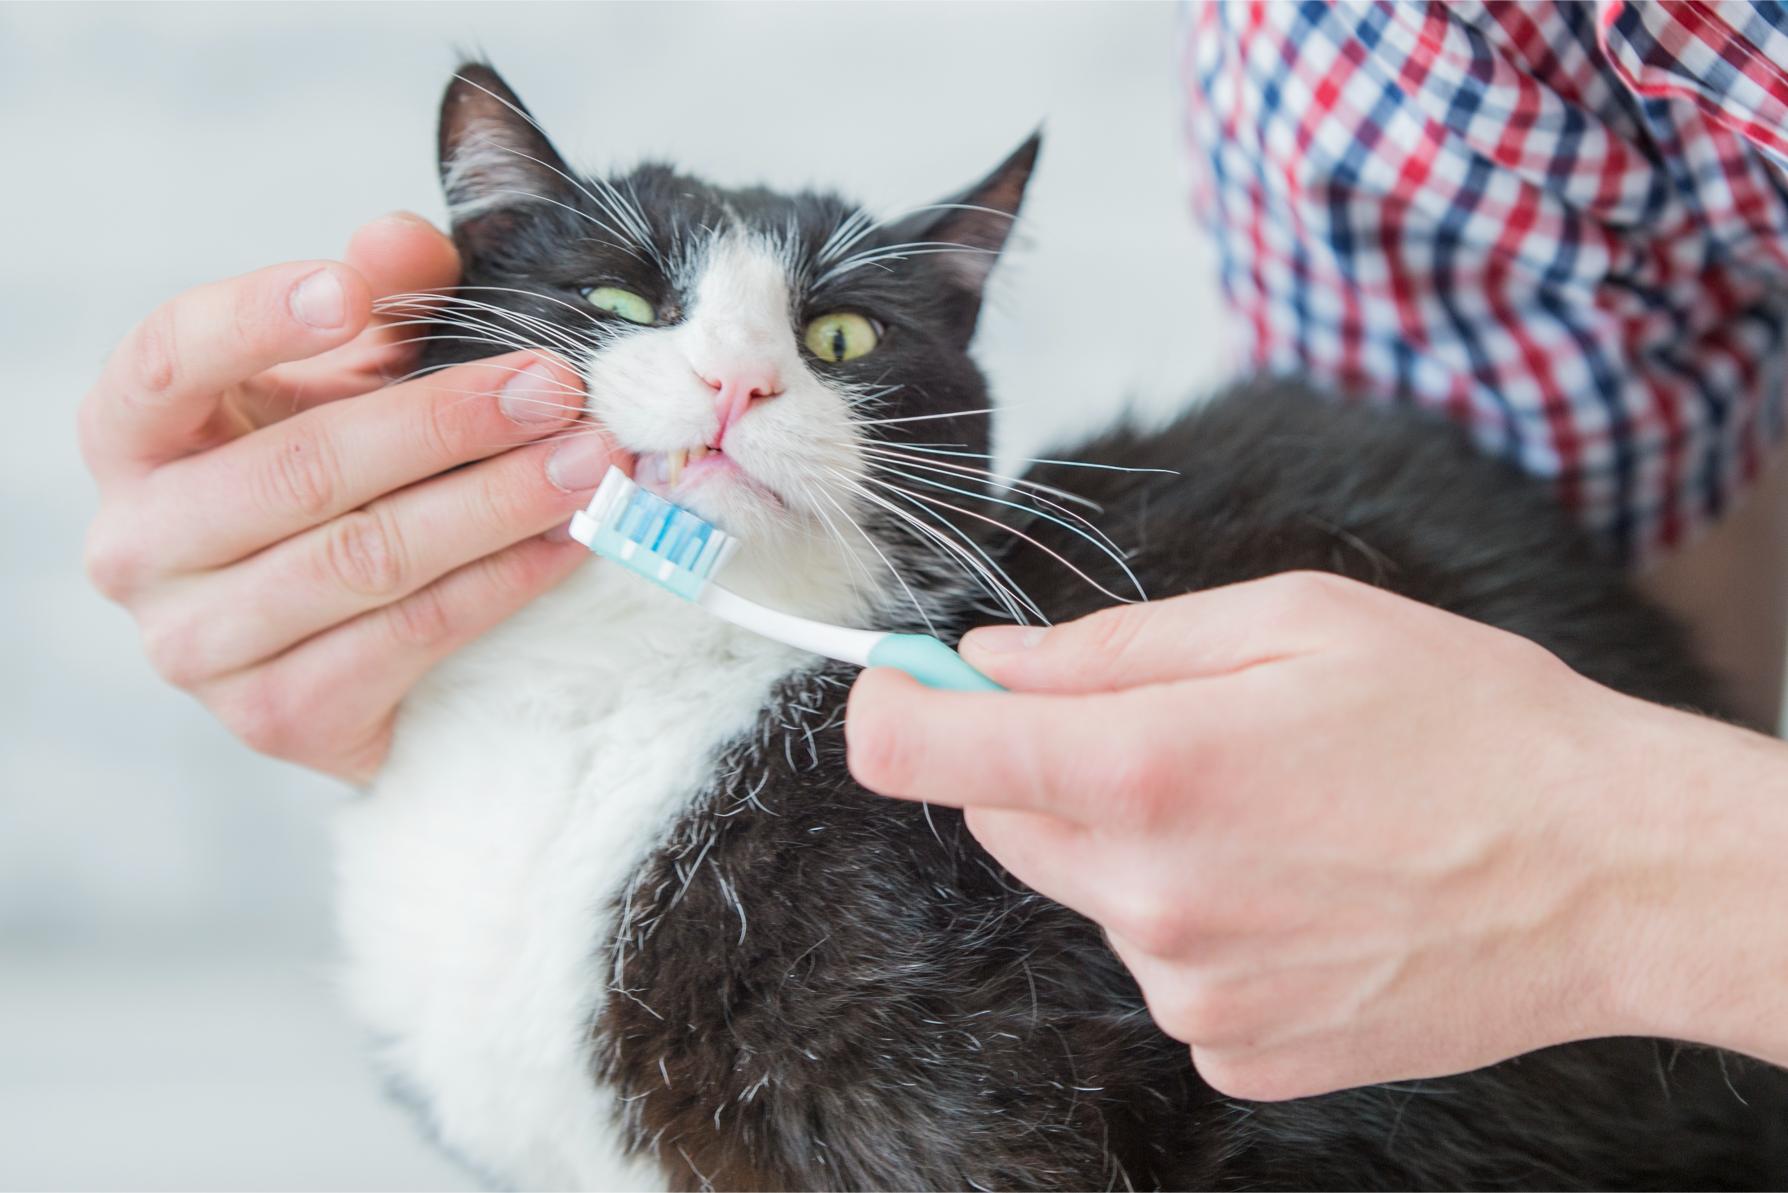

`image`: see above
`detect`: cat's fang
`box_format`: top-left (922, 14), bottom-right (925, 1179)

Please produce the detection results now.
top-left (668, 449), bottom-right (687, 485)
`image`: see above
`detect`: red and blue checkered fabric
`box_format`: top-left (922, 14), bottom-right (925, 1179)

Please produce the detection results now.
top-left (1182, 1), bottom-right (1788, 562)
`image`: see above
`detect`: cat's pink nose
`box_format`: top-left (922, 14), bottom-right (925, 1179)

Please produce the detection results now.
top-left (705, 368), bottom-right (783, 445)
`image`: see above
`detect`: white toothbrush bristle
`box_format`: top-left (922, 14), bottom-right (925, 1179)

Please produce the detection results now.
top-left (570, 465), bottom-right (736, 595)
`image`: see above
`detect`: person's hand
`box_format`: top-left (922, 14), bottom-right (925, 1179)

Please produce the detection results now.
top-left (845, 572), bottom-right (1788, 1099)
top-left (81, 213), bottom-right (622, 783)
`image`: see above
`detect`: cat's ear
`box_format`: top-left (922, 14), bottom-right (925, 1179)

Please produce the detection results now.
top-left (437, 63), bottom-right (574, 248)
top-left (895, 132), bottom-right (1039, 341)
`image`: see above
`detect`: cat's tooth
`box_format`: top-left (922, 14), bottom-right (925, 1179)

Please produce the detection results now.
top-left (689, 444), bottom-right (709, 463)
top-left (668, 448), bottom-right (686, 485)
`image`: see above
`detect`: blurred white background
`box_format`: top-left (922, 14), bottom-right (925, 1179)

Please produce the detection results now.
top-left (0, 2), bottom-right (1225, 1188)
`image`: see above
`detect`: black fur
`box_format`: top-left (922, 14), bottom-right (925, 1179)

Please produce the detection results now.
top-left (422, 64), bottom-right (1788, 1190)
top-left (599, 386), bottom-right (1788, 1191)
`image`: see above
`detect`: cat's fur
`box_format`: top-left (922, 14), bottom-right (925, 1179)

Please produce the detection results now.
top-left (335, 64), bottom-right (1788, 1190)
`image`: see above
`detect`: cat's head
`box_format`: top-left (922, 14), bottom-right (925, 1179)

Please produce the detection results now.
top-left (419, 64), bottom-right (1036, 621)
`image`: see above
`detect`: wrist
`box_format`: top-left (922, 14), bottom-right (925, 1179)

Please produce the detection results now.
top-left (1592, 696), bottom-right (1788, 1065)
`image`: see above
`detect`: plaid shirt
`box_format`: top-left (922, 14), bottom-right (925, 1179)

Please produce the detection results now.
top-left (1182, 0), bottom-right (1788, 563)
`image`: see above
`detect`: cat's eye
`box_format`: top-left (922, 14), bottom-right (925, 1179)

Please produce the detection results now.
top-left (804, 312), bottom-right (880, 363)
top-left (583, 286), bottom-right (656, 325)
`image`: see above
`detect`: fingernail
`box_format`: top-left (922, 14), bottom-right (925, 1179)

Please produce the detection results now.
top-left (501, 361), bottom-right (575, 424)
top-left (290, 268), bottom-right (346, 329)
top-left (548, 434), bottom-right (613, 492)
top-left (965, 625), bottom-right (1048, 654)
top-left (374, 209), bottom-right (431, 230)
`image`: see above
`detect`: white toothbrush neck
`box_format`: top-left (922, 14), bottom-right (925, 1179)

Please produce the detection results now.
top-left (697, 584), bottom-right (881, 667)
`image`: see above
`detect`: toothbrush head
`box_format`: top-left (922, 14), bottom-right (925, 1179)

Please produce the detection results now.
top-left (568, 467), bottom-right (739, 601)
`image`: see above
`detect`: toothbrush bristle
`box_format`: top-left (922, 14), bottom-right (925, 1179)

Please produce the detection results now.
top-left (568, 467), bottom-right (737, 598)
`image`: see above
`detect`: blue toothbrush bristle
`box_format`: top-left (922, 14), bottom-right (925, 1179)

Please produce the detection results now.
top-left (567, 467), bottom-right (736, 598)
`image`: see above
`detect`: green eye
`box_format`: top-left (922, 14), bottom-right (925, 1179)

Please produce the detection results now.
top-left (583, 286), bottom-right (655, 324)
top-left (804, 312), bottom-right (879, 363)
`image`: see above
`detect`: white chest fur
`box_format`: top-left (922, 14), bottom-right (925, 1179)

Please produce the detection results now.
top-left (334, 562), bottom-right (808, 1190)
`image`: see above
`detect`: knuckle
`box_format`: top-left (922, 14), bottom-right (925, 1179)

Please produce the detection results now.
top-left (128, 304), bottom-right (180, 400)
top-left (1098, 742), bottom-right (1172, 831)
top-left (83, 521), bottom-right (141, 600)
top-left (259, 424), bottom-right (342, 521)
top-left (321, 508), bottom-right (408, 599)
top-left (214, 673), bottom-right (300, 759)
top-left (414, 381), bottom-right (467, 465)
top-left (477, 538), bottom-right (548, 602)
top-left (1075, 604), bottom-right (1147, 668)
top-left (1270, 570), bottom-right (1359, 618)
top-left (140, 613), bottom-right (204, 689)
top-left (1116, 891), bottom-right (1190, 958)
top-left (228, 278), bottom-right (283, 353)
top-left (469, 459), bottom-right (539, 533)
top-left (385, 583), bottom-right (455, 650)
top-left (1167, 982), bottom-right (1238, 1044)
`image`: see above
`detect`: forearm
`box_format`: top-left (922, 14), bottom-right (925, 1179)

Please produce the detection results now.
top-left (1595, 697), bottom-right (1788, 1068)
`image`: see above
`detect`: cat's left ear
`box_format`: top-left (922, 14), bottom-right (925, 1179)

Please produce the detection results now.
top-left (437, 63), bottom-right (575, 255)
top-left (895, 132), bottom-right (1040, 339)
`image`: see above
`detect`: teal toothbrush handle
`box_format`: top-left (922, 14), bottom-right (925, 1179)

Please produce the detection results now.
top-left (867, 633), bottom-right (1004, 692)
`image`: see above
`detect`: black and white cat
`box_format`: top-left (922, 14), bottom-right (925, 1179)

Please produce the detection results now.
top-left (335, 64), bottom-right (1788, 1191)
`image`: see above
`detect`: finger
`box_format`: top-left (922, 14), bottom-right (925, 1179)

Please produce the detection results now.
top-left (81, 261), bottom-right (372, 482)
top-left (345, 210), bottom-right (461, 328)
top-left (846, 667), bottom-right (1186, 824)
top-left (253, 212), bottom-right (462, 415)
top-left (963, 805), bottom-right (1091, 903)
top-left (143, 430), bottom-right (616, 685)
top-left (138, 351), bottom-right (594, 575)
top-left (958, 571), bottom-right (1378, 694)
top-left (201, 535), bottom-right (589, 783)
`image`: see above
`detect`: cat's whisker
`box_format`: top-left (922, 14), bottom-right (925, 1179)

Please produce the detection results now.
top-left (884, 201), bottom-right (1019, 225)
top-left (391, 285), bottom-right (612, 331)
top-left (859, 445), bottom-right (1140, 583)
top-left (863, 455), bottom-right (1146, 600)
top-left (377, 333), bottom-right (578, 372)
top-left (474, 182), bottom-right (650, 263)
top-left (859, 473), bottom-right (1139, 606)
top-left (884, 442), bottom-right (1180, 476)
top-left (376, 348), bottom-right (594, 396)
top-left (381, 305), bottom-right (596, 360)
top-left (860, 444), bottom-right (1102, 510)
top-left (791, 479), bottom-right (902, 615)
top-left (807, 482), bottom-right (939, 636)
top-left (816, 242), bottom-right (1001, 286)
top-left (378, 290), bottom-right (607, 347)
top-left (375, 304), bottom-right (587, 351)
top-left (386, 307), bottom-right (602, 366)
top-left (814, 207), bottom-right (882, 268)
top-left (853, 407), bottom-right (1001, 428)
top-left (449, 71), bottom-right (662, 261)
top-left (828, 468), bottom-right (1041, 624)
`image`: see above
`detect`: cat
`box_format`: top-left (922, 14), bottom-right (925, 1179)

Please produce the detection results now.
top-left (334, 63), bottom-right (1788, 1191)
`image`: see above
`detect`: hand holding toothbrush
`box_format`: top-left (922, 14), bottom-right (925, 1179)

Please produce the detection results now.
top-left (846, 572), bottom-right (1788, 1102)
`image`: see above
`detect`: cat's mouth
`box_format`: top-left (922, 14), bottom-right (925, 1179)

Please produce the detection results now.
top-left (635, 445), bottom-right (784, 511)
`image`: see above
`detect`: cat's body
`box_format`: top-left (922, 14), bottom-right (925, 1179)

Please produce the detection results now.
top-left (336, 65), bottom-right (1788, 1190)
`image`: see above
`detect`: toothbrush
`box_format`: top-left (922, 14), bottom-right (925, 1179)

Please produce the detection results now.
top-left (567, 467), bottom-right (1002, 692)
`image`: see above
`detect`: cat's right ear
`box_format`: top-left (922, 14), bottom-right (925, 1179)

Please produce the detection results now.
top-left (438, 63), bottom-right (574, 253)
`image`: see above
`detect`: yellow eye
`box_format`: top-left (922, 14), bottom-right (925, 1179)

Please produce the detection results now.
top-left (804, 312), bottom-right (879, 363)
top-left (583, 286), bottom-right (655, 324)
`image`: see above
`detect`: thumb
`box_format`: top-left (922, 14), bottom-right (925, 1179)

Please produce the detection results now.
top-left (960, 571), bottom-right (1362, 693)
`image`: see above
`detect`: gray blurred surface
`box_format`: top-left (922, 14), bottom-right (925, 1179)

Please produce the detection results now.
top-left (0, 2), bottom-right (1223, 1188)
